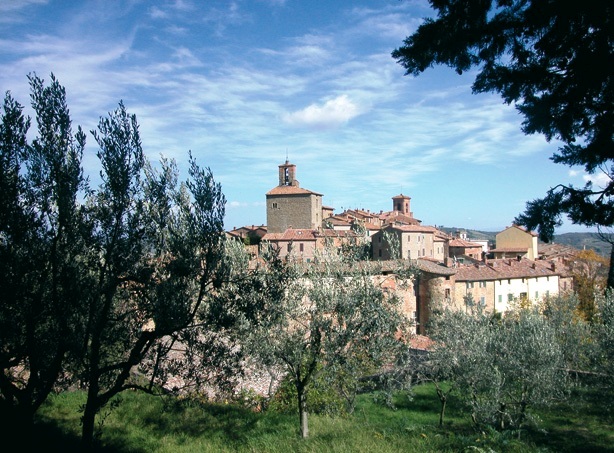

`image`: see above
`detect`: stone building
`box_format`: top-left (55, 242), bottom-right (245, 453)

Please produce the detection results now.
top-left (266, 160), bottom-right (323, 234)
top-left (372, 224), bottom-right (449, 262)
top-left (452, 257), bottom-right (560, 313)
top-left (449, 237), bottom-right (484, 260)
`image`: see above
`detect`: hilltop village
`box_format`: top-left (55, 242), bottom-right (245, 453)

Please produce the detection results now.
top-left (227, 160), bottom-right (579, 334)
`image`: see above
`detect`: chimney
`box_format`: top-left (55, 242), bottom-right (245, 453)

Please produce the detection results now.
top-left (551, 262), bottom-right (556, 271)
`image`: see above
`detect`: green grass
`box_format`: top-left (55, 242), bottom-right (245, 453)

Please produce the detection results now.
top-left (29, 383), bottom-right (614, 452)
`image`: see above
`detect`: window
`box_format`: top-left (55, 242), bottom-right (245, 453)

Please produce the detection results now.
top-left (508, 293), bottom-right (513, 302)
top-left (378, 249), bottom-right (382, 257)
top-left (535, 291), bottom-right (539, 299)
top-left (299, 243), bottom-right (304, 253)
top-left (272, 202), bottom-right (278, 209)
top-left (498, 295), bottom-right (503, 303)
top-left (445, 288), bottom-right (451, 300)
top-left (287, 243), bottom-right (291, 253)
top-left (479, 296), bottom-right (486, 306)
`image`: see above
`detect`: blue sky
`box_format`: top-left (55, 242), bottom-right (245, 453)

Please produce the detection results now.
top-left (0, 0), bottom-right (600, 234)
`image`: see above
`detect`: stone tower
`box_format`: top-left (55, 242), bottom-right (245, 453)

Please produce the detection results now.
top-left (392, 194), bottom-right (411, 215)
top-left (266, 160), bottom-right (323, 234)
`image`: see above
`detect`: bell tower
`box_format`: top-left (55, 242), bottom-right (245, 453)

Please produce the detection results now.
top-left (278, 160), bottom-right (298, 186)
top-left (392, 194), bottom-right (411, 215)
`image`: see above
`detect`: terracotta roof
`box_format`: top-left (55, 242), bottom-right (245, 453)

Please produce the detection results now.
top-left (454, 258), bottom-right (558, 281)
top-left (344, 209), bottom-right (375, 219)
top-left (317, 229), bottom-right (359, 238)
top-left (364, 223), bottom-right (381, 231)
top-left (266, 185), bottom-right (322, 196)
top-left (324, 216), bottom-right (352, 226)
top-left (386, 224), bottom-right (441, 234)
top-left (262, 229), bottom-right (317, 241)
top-left (539, 243), bottom-right (579, 259)
top-left (392, 193), bottom-right (410, 200)
top-left (450, 238), bottom-right (483, 248)
top-left (416, 258), bottom-right (457, 276)
top-left (380, 212), bottom-right (421, 225)
top-left (490, 247), bottom-right (529, 253)
top-left (500, 224), bottom-right (538, 237)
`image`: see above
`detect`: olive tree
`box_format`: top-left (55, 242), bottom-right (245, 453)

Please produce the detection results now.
top-left (0, 74), bottom-right (89, 435)
top-left (429, 306), bottom-right (569, 431)
top-left (78, 104), bottom-right (227, 448)
top-left (0, 74), bottom-right (235, 449)
top-left (244, 245), bottom-right (413, 438)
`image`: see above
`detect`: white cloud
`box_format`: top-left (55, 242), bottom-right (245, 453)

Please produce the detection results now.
top-left (584, 172), bottom-right (612, 190)
top-left (283, 95), bottom-right (364, 129)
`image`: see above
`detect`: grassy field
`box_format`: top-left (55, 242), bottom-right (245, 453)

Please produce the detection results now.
top-left (30, 383), bottom-right (613, 452)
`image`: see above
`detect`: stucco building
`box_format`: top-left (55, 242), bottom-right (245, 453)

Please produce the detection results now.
top-left (491, 224), bottom-right (539, 260)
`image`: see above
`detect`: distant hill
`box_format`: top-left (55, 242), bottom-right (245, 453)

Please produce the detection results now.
top-left (439, 227), bottom-right (612, 258)
top-left (551, 232), bottom-right (612, 257)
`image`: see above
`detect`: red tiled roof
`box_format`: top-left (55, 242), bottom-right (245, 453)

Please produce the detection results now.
top-left (500, 224), bottom-right (538, 237)
top-left (386, 224), bottom-right (440, 233)
top-left (450, 238), bottom-right (483, 248)
top-left (262, 229), bottom-right (317, 241)
top-left (317, 229), bottom-right (359, 238)
top-left (266, 185), bottom-right (322, 196)
top-left (324, 216), bottom-right (352, 226)
top-left (454, 258), bottom-right (558, 281)
top-left (490, 247), bottom-right (529, 253)
top-left (416, 258), bottom-right (457, 276)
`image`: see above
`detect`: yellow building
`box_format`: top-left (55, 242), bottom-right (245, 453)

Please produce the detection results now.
top-left (491, 224), bottom-right (539, 260)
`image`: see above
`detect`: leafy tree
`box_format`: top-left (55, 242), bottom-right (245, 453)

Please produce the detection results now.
top-left (568, 249), bottom-right (609, 320)
top-left (592, 290), bottom-right (614, 388)
top-left (0, 74), bottom-right (234, 449)
top-left (541, 294), bottom-right (594, 377)
top-left (244, 244), bottom-right (413, 438)
top-left (429, 306), bottom-right (569, 431)
top-left (78, 104), bottom-right (228, 448)
top-left (0, 74), bottom-right (89, 436)
top-left (392, 1), bottom-right (614, 283)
